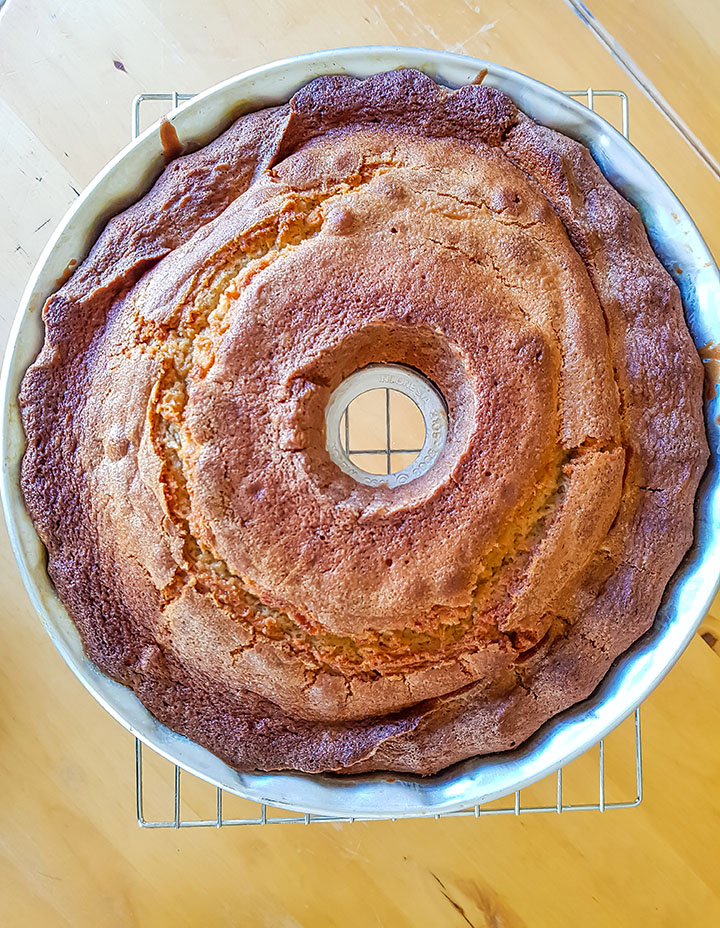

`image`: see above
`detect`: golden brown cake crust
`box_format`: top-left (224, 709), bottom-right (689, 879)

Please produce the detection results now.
top-left (20, 70), bottom-right (707, 774)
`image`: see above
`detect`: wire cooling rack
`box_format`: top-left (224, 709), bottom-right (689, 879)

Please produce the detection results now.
top-left (131, 86), bottom-right (640, 828)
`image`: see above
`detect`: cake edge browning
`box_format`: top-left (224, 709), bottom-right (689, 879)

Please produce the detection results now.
top-left (19, 70), bottom-right (708, 775)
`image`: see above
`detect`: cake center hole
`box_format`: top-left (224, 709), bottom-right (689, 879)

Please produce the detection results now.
top-left (325, 365), bottom-right (448, 488)
top-left (342, 388), bottom-right (425, 475)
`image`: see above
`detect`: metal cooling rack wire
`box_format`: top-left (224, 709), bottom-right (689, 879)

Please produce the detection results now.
top-left (131, 85), bottom-right (640, 827)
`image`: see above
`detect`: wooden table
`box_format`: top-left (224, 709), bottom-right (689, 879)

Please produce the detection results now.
top-left (1, 1), bottom-right (719, 924)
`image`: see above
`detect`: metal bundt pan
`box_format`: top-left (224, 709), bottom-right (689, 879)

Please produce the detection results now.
top-left (2, 47), bottom-right (719, 818)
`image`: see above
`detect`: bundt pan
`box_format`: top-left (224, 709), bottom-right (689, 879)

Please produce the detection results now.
top-left (2, 47), bottom-right (719, 818)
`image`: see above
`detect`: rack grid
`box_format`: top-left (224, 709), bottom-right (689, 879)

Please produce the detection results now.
top-left (131, 85), bottom-right (640, 828)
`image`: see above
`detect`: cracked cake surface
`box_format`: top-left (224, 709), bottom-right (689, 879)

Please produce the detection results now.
top-left (20, 69), bottom-right (707, 774)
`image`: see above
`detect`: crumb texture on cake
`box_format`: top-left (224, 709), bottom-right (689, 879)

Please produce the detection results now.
top-left (20, 70), bottom-right (707, 775)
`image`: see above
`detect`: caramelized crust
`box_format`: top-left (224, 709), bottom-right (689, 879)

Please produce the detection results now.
top-left (20, 70), bottom-right (707, 773)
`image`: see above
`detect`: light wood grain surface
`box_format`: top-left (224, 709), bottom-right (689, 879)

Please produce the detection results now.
top-left (1, 1), bottom-right (719, 925)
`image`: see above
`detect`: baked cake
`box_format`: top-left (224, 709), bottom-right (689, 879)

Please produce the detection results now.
top-left (19, 70), bottom-right (708, 774)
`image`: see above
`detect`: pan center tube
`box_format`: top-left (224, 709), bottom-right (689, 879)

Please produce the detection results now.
top-left (324, 364), bottom-right (448, 488)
